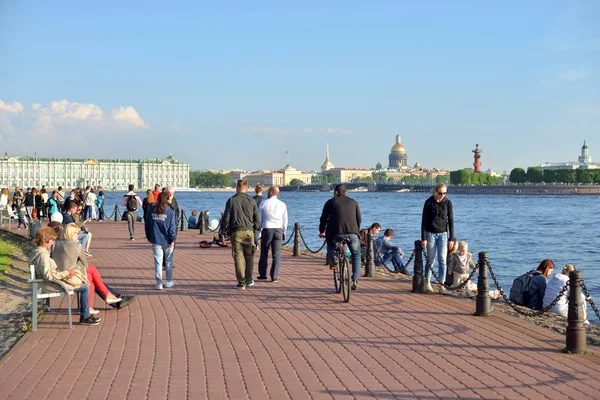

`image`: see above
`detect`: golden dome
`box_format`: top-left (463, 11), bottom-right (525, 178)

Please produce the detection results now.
top-left (391, 143), bottom-right (406, 153)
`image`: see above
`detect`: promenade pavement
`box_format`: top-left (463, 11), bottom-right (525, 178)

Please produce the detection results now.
top-left (1, 221), bottom-right (599, 399)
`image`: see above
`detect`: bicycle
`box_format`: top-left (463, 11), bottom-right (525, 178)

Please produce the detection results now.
top-left (331, 238), bottom-right (352, 303)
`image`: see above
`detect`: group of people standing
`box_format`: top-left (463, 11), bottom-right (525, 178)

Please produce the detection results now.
top-left (222, 181), bottom-right (289, 289)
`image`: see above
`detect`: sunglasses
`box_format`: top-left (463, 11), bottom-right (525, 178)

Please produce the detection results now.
top-left (438, 191), bottom-right (447, 195)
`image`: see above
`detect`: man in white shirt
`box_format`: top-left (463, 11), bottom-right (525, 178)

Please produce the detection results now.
top-left (257, 185), bottom-right (288, 282)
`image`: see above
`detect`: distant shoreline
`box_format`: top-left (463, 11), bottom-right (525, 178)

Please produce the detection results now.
top-left (449, 184), bottom-right (600, 195)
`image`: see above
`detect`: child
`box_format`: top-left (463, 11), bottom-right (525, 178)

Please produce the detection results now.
top-left (447, 241), bottom-right (476, 297)
top-left (17, 205), bottom-right (28, 230)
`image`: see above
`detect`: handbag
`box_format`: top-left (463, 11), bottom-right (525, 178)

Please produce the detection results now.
top-left (62, 269), bottom-right (90, 288)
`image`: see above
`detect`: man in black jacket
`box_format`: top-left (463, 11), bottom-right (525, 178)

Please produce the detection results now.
top-left (223, 180), bottom-right (260, 289)
top-left (319, 184), bottom-right (362, 290)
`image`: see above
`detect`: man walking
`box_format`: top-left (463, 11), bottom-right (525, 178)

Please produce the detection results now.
top-left (319, 184), bottom-right (362, 290)
top-left (257, 185), bottom-right (288, 282)
top-left (23, 187), bottom-right (35, 222)
top-left (121, 184), bottom-right (142, 240)
top-left (223, 180), bottom-right (260, 289)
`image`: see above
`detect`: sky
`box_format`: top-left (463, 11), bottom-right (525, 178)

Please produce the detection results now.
top-left (1, 0), bottom-right (599, 173)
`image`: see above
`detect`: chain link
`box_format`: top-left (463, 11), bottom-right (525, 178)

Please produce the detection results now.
top-left (580, 280), bottom-right (600, 320)
top-left (282, 229), bottom-right (295, 246)
top-left (297, 229), bottom-right (327, 253)
top-left (487, 261), bottom-right (569, 317)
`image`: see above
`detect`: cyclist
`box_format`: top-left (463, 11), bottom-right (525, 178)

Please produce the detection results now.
top-left (319, 184), bottom-right (362, 290)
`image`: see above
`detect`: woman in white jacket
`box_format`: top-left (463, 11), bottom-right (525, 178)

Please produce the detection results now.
top-left (543, 264), bottom-right (588, 324)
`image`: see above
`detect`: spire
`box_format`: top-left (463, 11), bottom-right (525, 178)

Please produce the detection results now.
top-left (396, 135), bottom-right (401, 144)
top-left (325, 142), bottom-right (330, 162)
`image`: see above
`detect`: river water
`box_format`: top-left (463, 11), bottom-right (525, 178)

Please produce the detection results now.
top-left (103, 191), bottom-right (600, 323)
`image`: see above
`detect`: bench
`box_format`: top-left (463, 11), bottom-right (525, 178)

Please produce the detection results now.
top-left (28, 265), bottom-right (79, 331)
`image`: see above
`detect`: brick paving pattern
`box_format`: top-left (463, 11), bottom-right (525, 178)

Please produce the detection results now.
top-left (0, 221), bottom-right (599, 399)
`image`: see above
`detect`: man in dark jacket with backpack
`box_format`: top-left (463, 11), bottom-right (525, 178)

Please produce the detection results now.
top-left (121, 184), bottom-right (142, 240)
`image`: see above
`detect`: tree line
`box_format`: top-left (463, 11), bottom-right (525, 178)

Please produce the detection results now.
top-left (509, 167), bottom-right (600, 184)
top-left (189, 171), bottom-right (232, 188)
top-left (449, 169), bottom-right (503, 185)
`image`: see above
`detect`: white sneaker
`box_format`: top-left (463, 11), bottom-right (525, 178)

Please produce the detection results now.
top-left (439, 286), bottom-right (452, 295)
top-left (165, 281), bottom-right (174, 288)
top-left (155, 284), bottom-right (163, 290)
top-left (246, 280), bottom-right (255, 287)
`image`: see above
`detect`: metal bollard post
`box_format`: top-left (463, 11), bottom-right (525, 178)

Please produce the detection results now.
top-left (565, 270), bottom-right (586, 354)
top-left (199, 211), bottom-right (205, 234)
top-left (180, 210), bottom-right (186, 231)
top-left (411, 240), bottom-right (424, 293)
top-left (114, 204), bottom-right (119, 222)
top-left (293, 222), bottom-right (301, 257)
top-left (474, 252), bottom-right (492, 316)
top-left (366, 231), bottom-right (375, 277)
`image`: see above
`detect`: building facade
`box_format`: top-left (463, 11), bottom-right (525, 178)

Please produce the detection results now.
top-left (539, 141), bottom-right (600, 170)
top-left (0, 154), bottom-right (190, 190)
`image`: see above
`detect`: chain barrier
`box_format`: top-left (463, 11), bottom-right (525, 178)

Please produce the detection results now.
top-left (580, 280), bottom-right (600, 320)
top-left (206, 219), bottom-right (220, 233)
top-left (422, 249), bottom-right (478, 290)
top-left (487, 261), bottom-right (569, 317)
top-left (282, 229), bottom-right (295, 246)
top-left (105, 208), bottom-right (116, 219)
top-left (373, 245), bottom-right (415, 274)
top-left (297, 229), bottom-right (326, 254)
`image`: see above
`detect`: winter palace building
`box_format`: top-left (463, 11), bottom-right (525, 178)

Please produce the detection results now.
top-left (0, 154), bottom-right (189, 190)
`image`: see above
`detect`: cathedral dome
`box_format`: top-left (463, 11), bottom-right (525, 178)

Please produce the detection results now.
top-left (391, 143), bottom-right (406, 153)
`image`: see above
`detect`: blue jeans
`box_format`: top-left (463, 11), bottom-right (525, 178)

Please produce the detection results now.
top-left (73, 284), bottom-right (91, 319)
top-left (78, 232), bottom-right (89, 250)
top-left (425, 232), bottom-right (448, 282)
top-left (381, 251), bottom-right (404, 271)
top-left (153, 243), bottom-right (174, 286)
top-left (327, 233), bottom-right (361, 283)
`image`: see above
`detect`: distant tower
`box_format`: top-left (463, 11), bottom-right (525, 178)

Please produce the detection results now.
top-left (472, 144), bottom-right (483, 172)
top-left (388, 135), bottom-right (408, 169)
top-left (321, 142), bottom-right (335, 172)
top-left (578, 140), bottom-right (592, 164)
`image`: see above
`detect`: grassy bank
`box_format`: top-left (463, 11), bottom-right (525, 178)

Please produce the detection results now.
top-left (0, 239), bottom-right (16, 274)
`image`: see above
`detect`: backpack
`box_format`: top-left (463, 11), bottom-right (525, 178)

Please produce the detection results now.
top-left (126, 195), bottom-right (138, 211)
top-left (509, 272), bottom-right (536, 305)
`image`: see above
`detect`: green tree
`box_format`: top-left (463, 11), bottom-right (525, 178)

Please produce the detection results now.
top-left (436, 174), bottom-right (449, 184)
top-left (555, 169), bottom-right (575, 183)
top-left (575, 169), bottom-right (595, 184)
top-left (509, 168), bottom-right (526, 184)
top-left (289, 178), bottom-right (304, 186)
top-left (543, 169), bottom-right (556, 183)
top-left (450, 169), bottom-right (472, 185)
top-left (311, 175), bottom-right (322, 184)
top-left (377, 172), bottom-right (388, 182)
top-left (526, 167), bottom-right (543, 184)
top-left (189, 171), bottom-right (232, 187)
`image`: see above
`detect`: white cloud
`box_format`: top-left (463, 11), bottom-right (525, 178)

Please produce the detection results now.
top-left (0, 98), bottom-right (150, 155)
top-left (112, 106), bottom-right (150, 128)
top-left (303, 128), bottom-right (315, 133)
top-left (327, 127), bottom-right (352, 135)
top-left (250, 126), bottom-right (289, 136)
top-left (571, 106), bottom-right (600, 117)
top-left (543, 68), bottom-right (591, 86)
top-left (556, 68), bottom-right (590, 83)
top-left (0, 100), bottom-right (24, 113)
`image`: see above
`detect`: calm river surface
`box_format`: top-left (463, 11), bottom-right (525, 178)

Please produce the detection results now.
top-left (104, 191), bottom-right (600, 323)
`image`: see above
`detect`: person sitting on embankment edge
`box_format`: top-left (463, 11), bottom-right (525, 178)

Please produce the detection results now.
top-left (445, 241), bottom-right (476, 297)
top-left (359, 222), bottom-right (380, 265)
top-left (510, 259), bottom-right (555, 310)
top-left (543, 264), bottom-right (589, 324)
top-left (374, 228), bottom-right (410, 275)
top-left (188, 209), bottom-right (199, 229)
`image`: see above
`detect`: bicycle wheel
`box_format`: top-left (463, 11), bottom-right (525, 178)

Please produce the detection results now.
top-left (340, 254), bottom-right (351, 303)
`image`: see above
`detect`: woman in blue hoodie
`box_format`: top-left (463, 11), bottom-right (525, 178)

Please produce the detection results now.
top-left (145, 192), bottom-right (176, 290)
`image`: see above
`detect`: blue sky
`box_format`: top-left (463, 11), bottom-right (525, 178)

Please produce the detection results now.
top-left (1, 0), bottom-right (598, 173)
